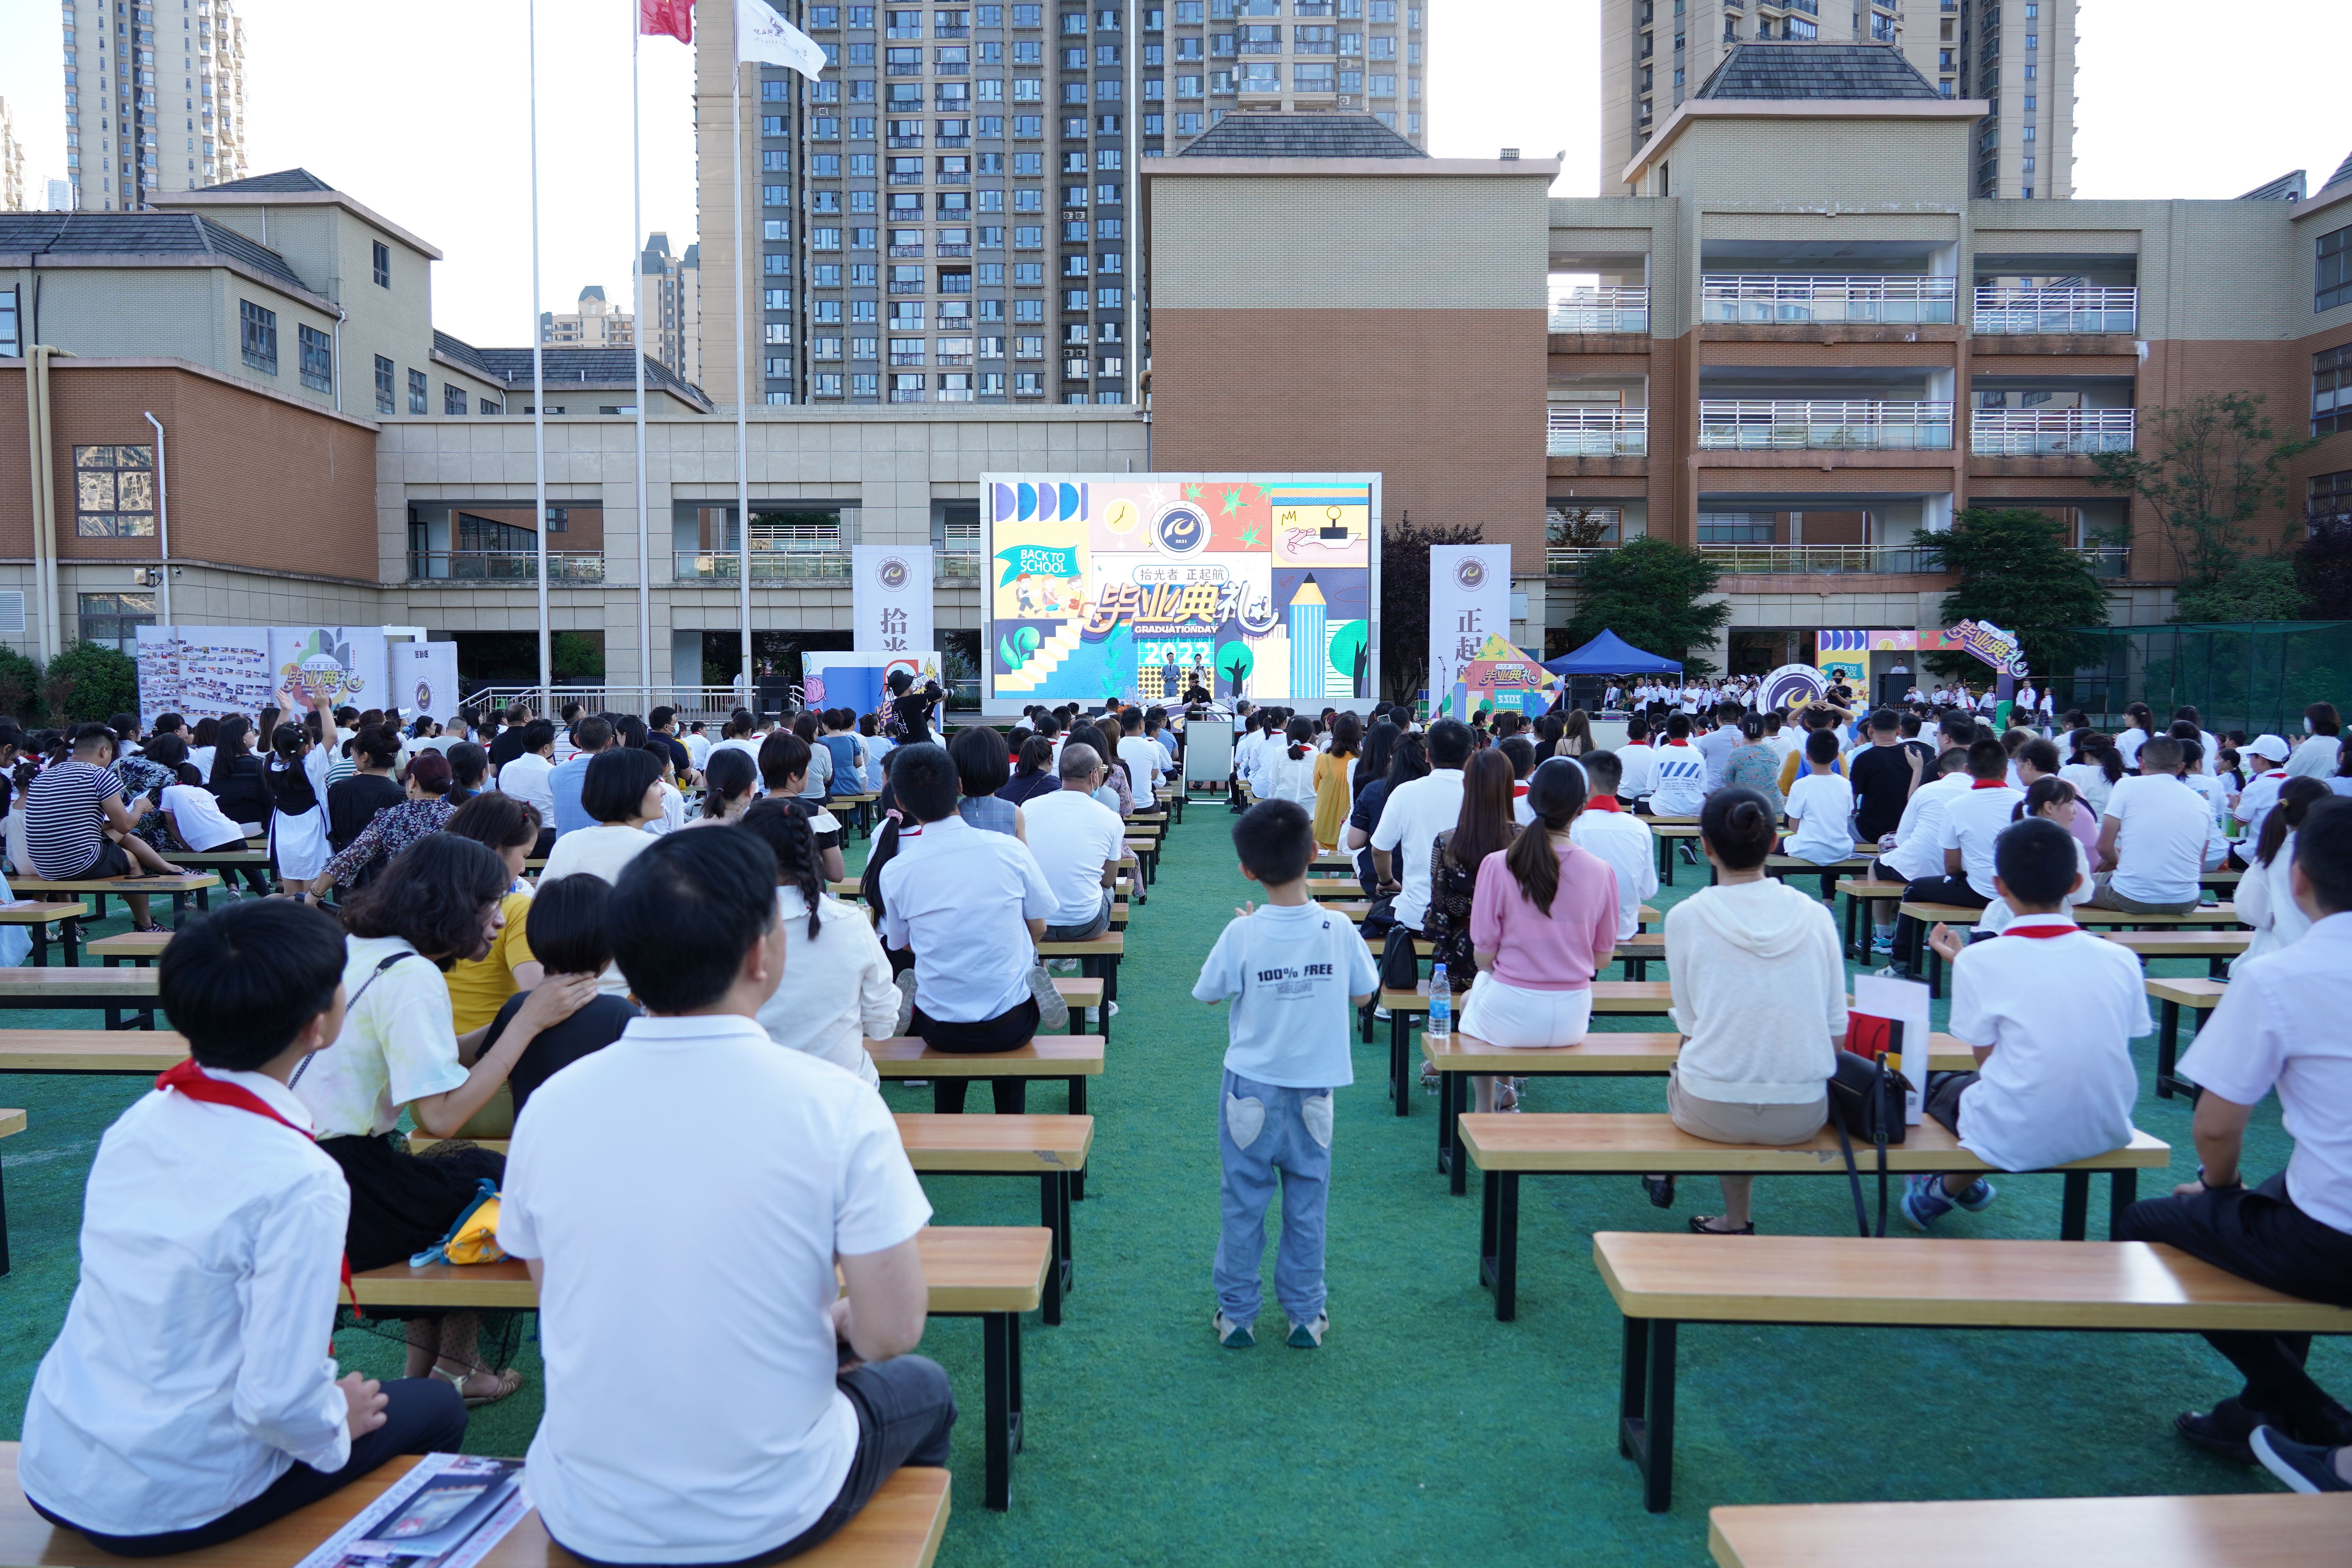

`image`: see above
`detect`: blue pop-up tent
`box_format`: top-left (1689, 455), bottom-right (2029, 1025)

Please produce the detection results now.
top-left (1542, 628), bottom-right (1682, 676)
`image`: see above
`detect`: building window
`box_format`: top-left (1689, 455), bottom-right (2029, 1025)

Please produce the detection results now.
top-left (445, 383), bottom-right (468, 416)
top-left (0, 287), bottom-right (18, 358)
top-left (372, 240), bottom-right (390, 288)
top-left (78, 592), bottom-right (156, 653)
top-left (2319, 225), bottom-right (2352, 313)
top-left (239, 299), bottom-right (278, 374)
top-left (72, 446), bottom-right (157, 538)
top-left (2317, 345), bottom-right (2352, 437)
top-left (2312, 470), bottom-right (2352, 526)
top-left (297, 325), bottom-right (334, 393)
top-left (374, 355), bottom-right (396, 414)
top-left (481, 397), bottom-right (504, 416)
top-left (405, 368), bottom-right (426, 414)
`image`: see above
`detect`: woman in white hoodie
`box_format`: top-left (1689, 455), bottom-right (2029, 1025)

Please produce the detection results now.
top-left (2236, 776), bottom-right (2328, 970)
top-left (1656, 786), bottom-right (1847, 1234)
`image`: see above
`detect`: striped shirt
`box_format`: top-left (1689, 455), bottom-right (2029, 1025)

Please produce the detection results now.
top-left (25, 762), bottom-right (124, 878)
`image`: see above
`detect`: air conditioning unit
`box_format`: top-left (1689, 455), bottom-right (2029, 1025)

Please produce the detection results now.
top-left (1336, 94), bottom-right (1352, 105)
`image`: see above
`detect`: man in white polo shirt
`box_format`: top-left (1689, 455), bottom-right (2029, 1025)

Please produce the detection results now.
top-left (2117, 798), bottom-right (2352, 1474)
top-left (2088, 735), bottom-right (2213, 915)
top-left (1934, 738), bottom-right (2027, 906)
top-left (499, 829), bottom-right (952, 1565)
top-left (1022, 743), bottom-right (1126, 943)
top-left (1370, 716), bottom-right (1472, 935)
top-left (878, 741), bottom-right (1064, 1113)
top-left (1569, 750), bottom-right (1657, 942)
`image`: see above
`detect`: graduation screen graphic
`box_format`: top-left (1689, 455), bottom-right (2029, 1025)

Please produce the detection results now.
top-left (980, 472), bottom-right (1378, 711)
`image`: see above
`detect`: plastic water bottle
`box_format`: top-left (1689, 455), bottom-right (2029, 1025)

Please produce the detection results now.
top-left (1427, 964), bottom-right (1452, 1043)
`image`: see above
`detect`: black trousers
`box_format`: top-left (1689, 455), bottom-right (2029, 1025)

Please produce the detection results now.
top-left (2116, 1172), bottom-right (2352, 1428)
top-left (915, 996), bottom-right (1041, 1114)
top-left (1893, 874), bottom-right (1989, 963)
top-left (31, 1379), bottom-right (468, 1557)
top-left (557, 1356), bottom-right (956, 1568)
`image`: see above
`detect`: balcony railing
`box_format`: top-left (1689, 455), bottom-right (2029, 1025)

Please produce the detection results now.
top-left (1702, 274), bottom-right (1957, 325)
top-left (1549, 286), bottom-right (1649, 334)
top-left (1973, 286), bottom-right (2139, 334)
top-left (673, 550), bottom-right (850, 582)
top-left (407, 550), bottom-right (605, 583)
top-left (1970, 407), bottom-right (2137, 456)
top-left (936, 551), bottom-right (982, 582)
top-left (1697, 399), bottom-right (1954, 450)
top-left (1546, 407), bottom-right (1649, 457)
top-left (1689, 542), bottom-right (2130, 577)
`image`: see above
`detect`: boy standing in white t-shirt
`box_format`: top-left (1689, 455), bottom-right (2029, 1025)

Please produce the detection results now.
top-left (1194, 799), bottom-right (1378, 1351)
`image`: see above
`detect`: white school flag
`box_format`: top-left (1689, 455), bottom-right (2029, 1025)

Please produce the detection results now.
top-left (737, 0), bottom-right (828, 78)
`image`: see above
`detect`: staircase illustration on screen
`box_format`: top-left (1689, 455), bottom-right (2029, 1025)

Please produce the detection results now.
top-left (995, 621), bottom-right (1089, 693)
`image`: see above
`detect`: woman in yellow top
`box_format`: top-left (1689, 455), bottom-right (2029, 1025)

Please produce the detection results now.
top-left (1311, 711), bottom-right (1363, 850)
top-left (441, 791), bottom-right (546, 1040)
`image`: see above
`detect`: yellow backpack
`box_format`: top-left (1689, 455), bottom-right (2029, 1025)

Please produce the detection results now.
top-left (409, 1179), bottom-right (506, 1267)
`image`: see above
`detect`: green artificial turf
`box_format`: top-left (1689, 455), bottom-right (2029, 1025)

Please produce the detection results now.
top-left (0, 815), bottom-right (2319, 1564)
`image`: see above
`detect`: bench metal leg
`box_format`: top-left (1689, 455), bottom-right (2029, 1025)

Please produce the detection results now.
top-left (1616, 1316), bottom-right (1677, 1514)
top-left (2059, 1171), bottom-right (2090, 1241)
top-left (1444, 1072), bottom-right (1472, 1196)
top-left (1066, 1078), bottom-right (1087, 1201)
top-left (1842, 892), bottom-right (1860, 962)
top-left (1659, 838), bottom-right (1674, 888)
top-left (1479, 1167), bottom-right (1499, 1288)
top-left (982, 1311), bottom-right (1020, 1511)
top-left (60, 917), bottom-right (80, 969)
top-left (2108, 1168), bottom-right (2139, 1239)
top-left (0, 1149), bottom-right (11, 1276)
top-left (1390, 1010), bottom-right (1410, 1118)
top-left (1489, 1172), bottom-right (1518, 1321)
top-left (1038, 1171), bottom-right (1068, 1326)
top-left (25, 924), bottom-right (44, 968)
top-left (2157, 998), bottom-right (2181, 1099)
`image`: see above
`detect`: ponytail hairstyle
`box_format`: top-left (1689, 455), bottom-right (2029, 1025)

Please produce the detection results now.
top-left (1502, 757), bottom-right (1589, 915)
top-left (859, 815), bottom-right (902, 928)
top-left (270, 721), bottom-right (309, 761)
top-left (1285, 715), bottom-right (1314, 762)
top-left (2015, 774), bottom-right (2079, 823)
top-left (2090, 735), bottom-right (2125, 785)
top-left (1739, 711), bottom-right (1766, 742)
top-left (701, 747), bottom-right (759, 819)
top-left (1446, 749), bottom-right (1519, 871)
top-left (1699, 785), bottom-right (1777, 872)
top-left (724, 708), bottom-right (757, 741)
top-left (740, 797), bottom-right (827, 939)
top-left (2257, 776), bottom-right (2332, 868)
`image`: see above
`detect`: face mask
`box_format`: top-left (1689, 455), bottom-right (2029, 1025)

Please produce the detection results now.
top-left (2307, 718), bottom-right (2316, 733)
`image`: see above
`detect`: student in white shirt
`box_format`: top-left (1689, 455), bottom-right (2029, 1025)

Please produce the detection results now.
top-left (2115, 800), bottom-right (2352, 1473)
top-left (499, 828), bottom-right (950, 1563)
top-left (2236, 777), bottom-right (2328, 969)
top-left (681, 721), bottom-right (713, 772)
top-left (494, 719), bottom-right (559, 828)
top-left (1877, 748), bottom-right (1975, 973)
top-left (1614, 716), bottom-right (1660, 805)
top-left (1022, 743), bottom-right (1127, 942)
top-left (1569, 750), bottom-right (1658, 941)
top-left (1934, 738), bottom-right (2027, 902)
top-left (2114, 703), bottom-right (2156, 772)
top-left (1258, 717), bottom-right (1320, 808)
top-left (734, 800), bottom-right (895, 1087)
top-left (878, 741), bottom-right (1065, 1113)
top-left (1782, 728), bottom-right (1858, 867)
top-left (1906, 817), bottom-right (2148, 1230)
top-left (539, 748), bottom-right (666, 891)
top-left (1370, 717), bottom-right (1472, 933)
top-left (21, 900), bottom-right (470, 1554)
top-left (2287, 702), bottom-right (2345, 780)
top-left (2089, 736), bottom-right (2213, 915)
top-left (1646, 711), bottom-right (1709, 819)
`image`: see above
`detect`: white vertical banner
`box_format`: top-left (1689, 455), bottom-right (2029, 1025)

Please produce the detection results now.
top-left (392, 642), bottom-right (463, 724)
top-left (852, 544), bottom-right (934, 653)
top-left (1426, 544), bottom-right (1512, 715)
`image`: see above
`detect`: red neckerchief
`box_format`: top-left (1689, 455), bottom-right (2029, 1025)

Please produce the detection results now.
top-left (1664, 738), bottom-right (1690, 747)
top-left (154, 1060), bottom-right (361, 1317)
top-left (2003, 918), bottom-right (2077, 939)
top-left (1971, 779), bottom-right (2011, 790)
top-left (1585, 795), bottom-right (1623, 813)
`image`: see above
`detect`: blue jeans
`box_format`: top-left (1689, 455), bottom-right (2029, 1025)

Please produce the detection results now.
top-left (1214, 1069), bottom-right (1334, 1326)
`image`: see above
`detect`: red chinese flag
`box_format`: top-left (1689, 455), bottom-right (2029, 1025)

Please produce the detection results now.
top-left (640, 0), bottom-right (693, 43)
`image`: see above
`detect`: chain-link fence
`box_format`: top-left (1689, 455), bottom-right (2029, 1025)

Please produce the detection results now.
top-left (2061, 622), bottom-right (2352, 734)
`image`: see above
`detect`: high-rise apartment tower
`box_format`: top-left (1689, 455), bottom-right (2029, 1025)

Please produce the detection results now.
top-left (695, 0), bottom-right (1428, 410)
top-left (640, 232), bottom-right (704, 385)
top-left (62, 0), bottom-right (249, 212)
top-left (1, 100), bottom-right (26, 212)
top-left (1600, 2), bottom-right (2067, 198)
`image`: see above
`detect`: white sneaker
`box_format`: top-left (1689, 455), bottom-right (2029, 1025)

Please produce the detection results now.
top-left (892, 972), bottom-right (917, 1037)
top-left (1029, 964), bottom-right (1071, 1030)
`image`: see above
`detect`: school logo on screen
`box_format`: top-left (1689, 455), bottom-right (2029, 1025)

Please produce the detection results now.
top-left (1152, 501), bottom-right (1211, 558)
top-left (1454, 556), bottom-right (1488, 590)
top-left (875, 555), bottom-right (912, 592)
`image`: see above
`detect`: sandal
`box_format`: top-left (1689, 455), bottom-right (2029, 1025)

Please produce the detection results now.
top-left (436, 1364), bottom-right (525, 1408)
top-left (1642, 1175), bottom-right (1675, 1209)
top-left (1688, 1215), bottom-right (1755, 1236)
top-left (1494, 1080), bottom-right (1520, 1113)
top-left (1419, 1061), bottom-right (1441, 1094)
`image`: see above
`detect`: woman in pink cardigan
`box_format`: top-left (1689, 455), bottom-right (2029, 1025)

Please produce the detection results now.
top-left (1459, 758), bottom-right (1621, 1112)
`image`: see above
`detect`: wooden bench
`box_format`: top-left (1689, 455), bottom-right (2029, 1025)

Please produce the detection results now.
top-left (828, 790), bottom-right (880, 837)
top-left (87, 930), bottom-right (171, 967)
top-left (1422, 1031), bottom-right (1982, 1193)
top-left (1036, 932), bottom-right (1123, 1015)
top-left (0, 1028), bottom-right (189, 1073)
top-left (0, 901), bottom-right (91, 968)
top-left (1896, 900), bottom-right (2247, 996)
top-left (1708, 1490), bottom-right (2352, 1568)
top-left (0, 1445), bottom-right (953, 1568)
top-left (1595, 1231), bottom-right (2352, 1512)
top-left (1465, 1116), bottom-right (2170, 1319)
top-left (12, 871), bottom-right (220, 922)
top-left (1833, 878), bottom-right (1907, 960)
top-left (870, 1034), bottom-right (1105, 1119)
top-left (1371, 984), bottom-right (1675, 1118)
top-left (354, 1227), bottom-right (1047, 1512)
top-left (2104, 930), bottom-right (2248, 976)
top-left (1763, 854), bottom-right (1876, 902)
top-left (0, 969), bottom-right (162, 1029)
top-left (2147, 976), bottom-right (2226, 1101)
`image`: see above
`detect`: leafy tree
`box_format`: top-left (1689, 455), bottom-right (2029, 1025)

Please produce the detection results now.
top-left (2175, 556), bottom-right (2310, 623)
top-left (1915, 507), bottom-right (2110, 680)
top-left (1556, 537), bottom-right (1731, 679)
top-left (2299, 513), bottom-right (2352, 620)
top-left (2089, 392), bottom-right (2318, 597)
top-left (551, 631), bottom-right (605, 682)
top-left (0, 647), bottom-right (39, 724)
top-left (1379, 514), bottom-right (1483, 701)
top-left (43, 641), bottom-right (139, 723)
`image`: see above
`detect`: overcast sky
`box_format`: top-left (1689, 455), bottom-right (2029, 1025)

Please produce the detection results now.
top-left (3, 0), bottom-right (2348, 346)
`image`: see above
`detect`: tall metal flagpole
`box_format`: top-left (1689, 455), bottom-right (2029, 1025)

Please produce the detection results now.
top-left (530, 0), bottom-right (551, 699)
top-left (632, 10), bottom-right (651, 704)
top-left (731, 27), bottom-right (753, 703)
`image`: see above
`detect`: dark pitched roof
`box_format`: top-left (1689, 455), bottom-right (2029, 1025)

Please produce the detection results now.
top-left (205, 168), bottom-right (337, 194)
top-left (1177, 112), bottom-right (1426, 159)
top-left (2239, 171), bottom-right (2308, 203)
top-left (442, 339), bottom-right (713, 410)
top-left (1693, 41), bottom-right (1942, 101)
top-left (2325, 150), bottom-right (2352, 196)
top-left (0, 211), bottom-right (311, 295)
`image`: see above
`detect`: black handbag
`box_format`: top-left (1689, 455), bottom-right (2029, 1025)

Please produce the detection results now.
top-left (1378, 923), bottom-right (1422, 992)
top-left (1827, 1019), bottom-right (1913, 1238)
